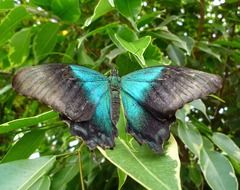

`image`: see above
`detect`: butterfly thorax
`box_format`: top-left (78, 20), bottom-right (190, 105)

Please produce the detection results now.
top-left (108, 69), bottom-right (121, 126)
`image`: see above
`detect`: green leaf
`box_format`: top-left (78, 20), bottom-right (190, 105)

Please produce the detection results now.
top-left (108, 25), bottom-right (138, 51)
top-left (51, 0), bottom-right (80, 22)
top-left (177, 121), bottom-right (203, 156)
top-left (78, 23), bottom-right (118, 47)
top-left (199, 147), bottom-right (238, 190)
top-left (0, 0), bottom-right (14, 10)
top-left (211, 132), bottom-right (240, 163)
top-left (99, 136), bottom-right (181, 190)
top-left (1, 130), bottom-right (45, 163)
top-left (0, 110), bottom-right (58, 134)
top-left (51, 157), bottom-right (79, 190)
top-left (150, 27), bottom-right (190, 55)
top-left (144, 42), bottom-right (163, 66)
top-left (28, 176), bottom-right (51, 190)
top-left (114, 34), bottom-right (151, 67)
top-left (77, 46), bottom-right (95, 66)
top-left (196, 41), bottom-right (221, 61)
top-left (189, 99), bottom-right (209, 120)
top-left (116, 53), bottom-right (141, 76)
top-left (33, 22), bottom-right (59, 62)
top-left (62, 41), bottom-right (76, 63)
top-left (0, 6), bottom-right (29, 46)
top-left (137, 11), bottom-right (163, 28)
top-left (30, 0), bottom-right (51, 8)
top-left (0, 156), bottom-right (56, 190)
top-left (166, 44), bottom-right (185, 66)
top-left (9, 28), bottom-right (32, 67)
top-left (114, 0), bottom-right (141, 29)
top-left (84, 0), bottom-right (114, 27)
top-left (117, 168), bottom-right (127, 190)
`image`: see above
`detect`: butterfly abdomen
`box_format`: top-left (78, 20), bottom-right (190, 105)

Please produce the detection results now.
top-left (109, 71), bottom-right (121, 126)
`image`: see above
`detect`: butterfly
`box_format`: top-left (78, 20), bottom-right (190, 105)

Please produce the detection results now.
top-left (12, 64), bottom-right (222, 153)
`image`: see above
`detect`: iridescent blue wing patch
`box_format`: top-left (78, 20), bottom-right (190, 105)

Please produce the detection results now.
top-left (13, 64), bottom-right (117, 149)
top-left (121, 66), bottom-right (222, 152)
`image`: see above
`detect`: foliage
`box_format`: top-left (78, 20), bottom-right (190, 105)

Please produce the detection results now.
top-left (0, 0), bottom-right (240, 189)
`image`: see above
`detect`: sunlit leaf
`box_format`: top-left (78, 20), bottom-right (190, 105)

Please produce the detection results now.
top-left (28, 176), bottom-right (51, 190)
top-left (84, 0), bottom-right (114, 27)
top-left (0, 156), bottom-right (56, 190)
top-left (117, 168), bottom-right (127, 190)
top-left (9, 28), bottom-right (32, 67)
top-left (1, 130), bottom-right (45, 163)
top-left (199, 146), bottom-right (238, 190)
top-left (114, 0), bottom-right (141, 28)
top-left (33, 22), bottom-right (59, 62)
top-left (0, 6), bottom-right (29, 46)
top-left (114, 34), bottom-right (151, 67)
top-left (99, 136), bottom-right (181, 190)
top-left (0, 110), bottom-right (58, 134)
top-left (211, 132), bottom-right (240, 163)
top-left (177, 121), bottom-right (203, 156)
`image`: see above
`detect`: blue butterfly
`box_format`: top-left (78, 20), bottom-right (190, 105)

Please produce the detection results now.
top-left (12, 64), bottom-right (222, 153)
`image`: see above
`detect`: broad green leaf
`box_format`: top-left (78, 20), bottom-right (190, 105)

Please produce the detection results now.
top-left (9, 28), bottom-right (32, 67)
top-left (149, 27), bottom-right (190, 55)
top-left (189, 99), bottom-right (209, 120)
top-left (196, 41), bottom-right (221, 61)
top-left (144, 42), bottom-right (163, 66)
top-left (0, 110), bottom-right (58, 134)
top-left (51, 0), bottom-right (80, 22)
top-left (114, 0), bottom-right (141, 29)
top-left (167, 44), bottom-right (185, 66)
top-left (0, 0), bottom-right (14, 10)
top-left (0, 6), bottom-right (29, 46)
top-left (211, 132), bottom-right (240, 162)
top-left (191, 118), bottom-right (212, 135)
top-left (33, 22), bottom-right (59, 62)
top-left (108, 25), bottom-right (138, 51)
top-left (51, 157), bottom-right (79, 190)
top-left (77, 23), bottom-right (118, 47)
top-left (117, 168), bottom-right (127, 190)
top-left (199, 147), bottom-right (238, 190)
top-left (84, 0), bottom-right (114, 27)
top-left (116, 53), bottom-right (141, 76)
top-left (28, 176), bottom-right (51, 190)
top-left (99, 135), bottom-right (181, 190)
top-left (1, 130), bottom-right (45, 163)
top-left (114, 0), bottom-right (141, 20)
top-left (114, 34), bottom-right (151, 67)
top-left (177, 121), bottom-right (203, 156)
top-left (0, 156), bottom-right (56, 190)
top-left (77, 46), bottom-right (95, 66)
top-left (137, 11), bottom-right (163, 28)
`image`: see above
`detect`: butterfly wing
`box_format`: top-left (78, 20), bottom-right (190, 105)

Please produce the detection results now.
top-left (13, 64), bottom-right (117, 149)
top-left (121, 66), bottom-right (222, 152)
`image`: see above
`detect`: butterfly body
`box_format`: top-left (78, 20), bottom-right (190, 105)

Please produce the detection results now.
top-left (13, 64), bottom-right (222, 153)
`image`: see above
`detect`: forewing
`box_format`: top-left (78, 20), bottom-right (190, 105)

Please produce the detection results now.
top-left (121, 66), bottom-right (222, 152)
top-left (12, 64), bottom-right (108, 122)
